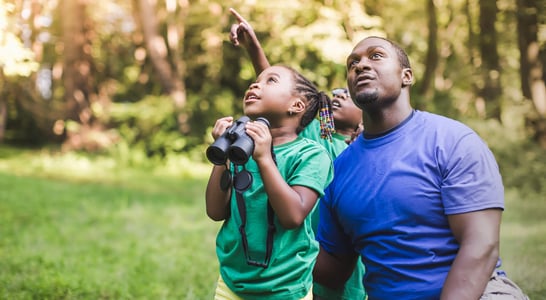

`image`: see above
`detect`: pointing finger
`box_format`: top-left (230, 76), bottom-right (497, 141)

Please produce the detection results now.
top-left (229, 8), bottom-right (248, 24)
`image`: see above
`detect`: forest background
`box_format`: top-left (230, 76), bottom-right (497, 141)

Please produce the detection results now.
top-left (0, 0), bottom-right (545, 299)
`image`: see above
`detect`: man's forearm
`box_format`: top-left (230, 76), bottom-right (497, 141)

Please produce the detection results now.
top-left (440, 245), bottom-right (498, 299)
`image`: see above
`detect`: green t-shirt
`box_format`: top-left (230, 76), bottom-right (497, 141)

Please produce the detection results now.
top-left (300, 119), bottom-right (348, 158)
top-left (300, 120), bottom-right (367, 300)
top-left (216, 137), bottom-right (333, 300)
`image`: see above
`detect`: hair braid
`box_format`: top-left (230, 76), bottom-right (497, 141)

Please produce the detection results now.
top-left (317, 91), bottom-right (335, 140)
top-left (284, 66), bottom-right (335, 140)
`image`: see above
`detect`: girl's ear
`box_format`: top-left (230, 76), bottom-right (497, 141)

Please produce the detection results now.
top-left (290, 99), bottom-right (306, 114)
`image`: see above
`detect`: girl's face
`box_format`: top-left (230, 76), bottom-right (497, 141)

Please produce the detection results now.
top-left (243, 66), bottom-right (297, 119)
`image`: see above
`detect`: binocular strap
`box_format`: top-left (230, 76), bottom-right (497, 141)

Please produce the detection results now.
top-left (235, 188), bottom-right (275, 268)
top-left (227, 143), bottom-right (278, 268)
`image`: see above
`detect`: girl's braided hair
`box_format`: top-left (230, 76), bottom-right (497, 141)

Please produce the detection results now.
top-left (283, 66), bottom-right (335, 140)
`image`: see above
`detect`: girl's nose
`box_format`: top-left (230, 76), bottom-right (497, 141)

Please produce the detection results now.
top-left (249, 82), bottom-right (259, 89)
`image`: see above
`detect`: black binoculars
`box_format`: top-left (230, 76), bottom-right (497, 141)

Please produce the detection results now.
top-left (206, 116), bottom-right (270, 165)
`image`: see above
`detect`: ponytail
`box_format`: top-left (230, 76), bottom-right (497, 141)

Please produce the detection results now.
top-left (281, 65), bottom-right (335, 140)
top-left (317, 92), bottom-right (335, 140)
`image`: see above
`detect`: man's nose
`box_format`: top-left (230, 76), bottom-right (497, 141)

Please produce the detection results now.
top-left (355, 58), bottom-right (372, 72)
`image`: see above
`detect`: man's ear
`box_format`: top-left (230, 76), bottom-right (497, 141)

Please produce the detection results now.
top-left (402, 68), bottom-right (413, 87)
top-left (290, 99), bottom-right (306, 114)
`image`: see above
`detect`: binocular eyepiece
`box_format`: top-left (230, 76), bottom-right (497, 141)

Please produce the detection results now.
top-left (206, 116), bottom-right (270, 165)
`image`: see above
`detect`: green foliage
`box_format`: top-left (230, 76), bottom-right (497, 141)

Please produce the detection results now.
top-left (107, 95), bottom-right (190, 159)
top-left (0, 1), bottom-right (39, 77)
top-left (2, 0), bottom-right (545, 154)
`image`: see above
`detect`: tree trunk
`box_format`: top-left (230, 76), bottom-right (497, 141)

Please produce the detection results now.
top-left (62, 0), bottom-right (93, 123)
top-left (478, 0), bottom-right (502, 121)
top-left (61, 0), bottom-right (115, 151)
top-left (517, 0), bottom-right (546, 148)
top-left (517, 0), bottom-right (545, 115)
top-left (135, 0), bottom-right (186, 109)
top-left (418, 0), bottom-right (439, 102)
top-left (0, 95), bottom-right (5, 143)
top-left (0, 70), bottom-right (4, 142)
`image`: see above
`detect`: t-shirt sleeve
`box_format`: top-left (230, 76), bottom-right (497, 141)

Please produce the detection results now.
top-left (287, 143), bottom-right (334, 198)
top-left (441, 132), bottom-right (505, 215)
top-left (316, 183), bottom-right (354, 254)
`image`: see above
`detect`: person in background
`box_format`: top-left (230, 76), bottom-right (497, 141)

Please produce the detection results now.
top-left (206, 64), bottom-right (335, 299)
top-left (313, 36), bottom-right (504, 300)
top-left (228, 8), bottom-right (366, 300)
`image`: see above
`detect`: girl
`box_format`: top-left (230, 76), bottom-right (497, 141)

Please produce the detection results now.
top-left (206, 65), bottom-right (334, 300)
top-left (228, 8), bottom-right (366, 300)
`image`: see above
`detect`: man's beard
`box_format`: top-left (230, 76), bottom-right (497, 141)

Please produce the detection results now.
top-left (354, 89), bottom-right (379, 109)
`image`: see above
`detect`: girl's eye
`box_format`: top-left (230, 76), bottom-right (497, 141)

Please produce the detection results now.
top-left (267, 77), bottom-right (278, 83)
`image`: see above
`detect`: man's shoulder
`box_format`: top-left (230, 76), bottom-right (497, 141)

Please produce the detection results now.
top-left (417, 111), bottom-right (475, 137)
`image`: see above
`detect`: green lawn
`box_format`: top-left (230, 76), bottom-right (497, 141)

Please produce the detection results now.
top-left (0, 149), bottom-right (220, 299)
top-left (0, 144), bottom-right (545, 299)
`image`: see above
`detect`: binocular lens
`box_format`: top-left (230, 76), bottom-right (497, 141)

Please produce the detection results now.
top-left (206, 116), bottom-right (270, 165)
top-left (206, 145), bottom-right (228, 165)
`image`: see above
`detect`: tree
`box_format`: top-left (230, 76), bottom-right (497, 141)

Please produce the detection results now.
top-left (477, 0), bottom-right (502, 120)
top-left (59, 0), bottom-right (113, 150)
top-left (517, 0), bottom-right (546, 147)
top-left (62, 0), bottom-right (93, 123)
top-left (133, 0), bottom-right (188, 132)
top-left (418, 0), bottom-right (439, 101)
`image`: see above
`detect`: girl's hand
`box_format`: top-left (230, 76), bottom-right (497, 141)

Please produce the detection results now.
top-left (244, 120), bottom-right (272, 162)
top-left (229, 8), bottom-right (258, 49)
top-left (346, 122), bottom-right (364, 144)
top-left (211, 117), bottom-right (234, 140)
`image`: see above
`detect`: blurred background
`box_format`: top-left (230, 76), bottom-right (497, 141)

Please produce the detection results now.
top-left (0, 0), bottom-right (544, 155)
top-left (0, 0), bottom-right (545, 299)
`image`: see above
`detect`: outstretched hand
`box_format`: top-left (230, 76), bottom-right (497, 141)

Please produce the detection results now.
top-left (229, 8), bottom-right (259, 49)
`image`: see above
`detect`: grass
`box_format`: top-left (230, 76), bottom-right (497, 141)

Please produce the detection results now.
top-left (0, 131), bottom-right (545, 299)
top-left (0, 148), bottom-right (220, 299)
top-left (499, 188), bottom-right (546, 298)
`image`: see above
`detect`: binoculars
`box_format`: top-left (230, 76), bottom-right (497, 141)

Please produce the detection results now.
top-left (206, 116), bottom-right (270, 165)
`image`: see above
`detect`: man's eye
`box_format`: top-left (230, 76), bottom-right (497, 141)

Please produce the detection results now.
top-left (371, 53), bottom-right (383, 59)
top-left (348, 60), bottom-right (359, 68)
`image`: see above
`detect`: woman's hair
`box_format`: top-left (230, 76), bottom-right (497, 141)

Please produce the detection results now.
top-left (282, 65), bottom-right (335, 140)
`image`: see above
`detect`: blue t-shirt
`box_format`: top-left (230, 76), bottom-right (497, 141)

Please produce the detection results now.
top-left (317, 110), bottom-right (504, 300)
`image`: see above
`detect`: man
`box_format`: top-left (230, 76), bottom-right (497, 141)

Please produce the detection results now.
top-left (313, 36), bottom-right (504, 300)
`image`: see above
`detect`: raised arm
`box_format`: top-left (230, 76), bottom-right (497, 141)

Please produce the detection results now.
top-left (229, 8), bottom-right (270, 75)
top-left (440, 208), bottom-right (502, 299)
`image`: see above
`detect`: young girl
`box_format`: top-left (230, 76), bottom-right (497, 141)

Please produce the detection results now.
top-left (205, 65), bottom-right (335, 300)
top-left (228, 8), bottom-right (366, 300)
